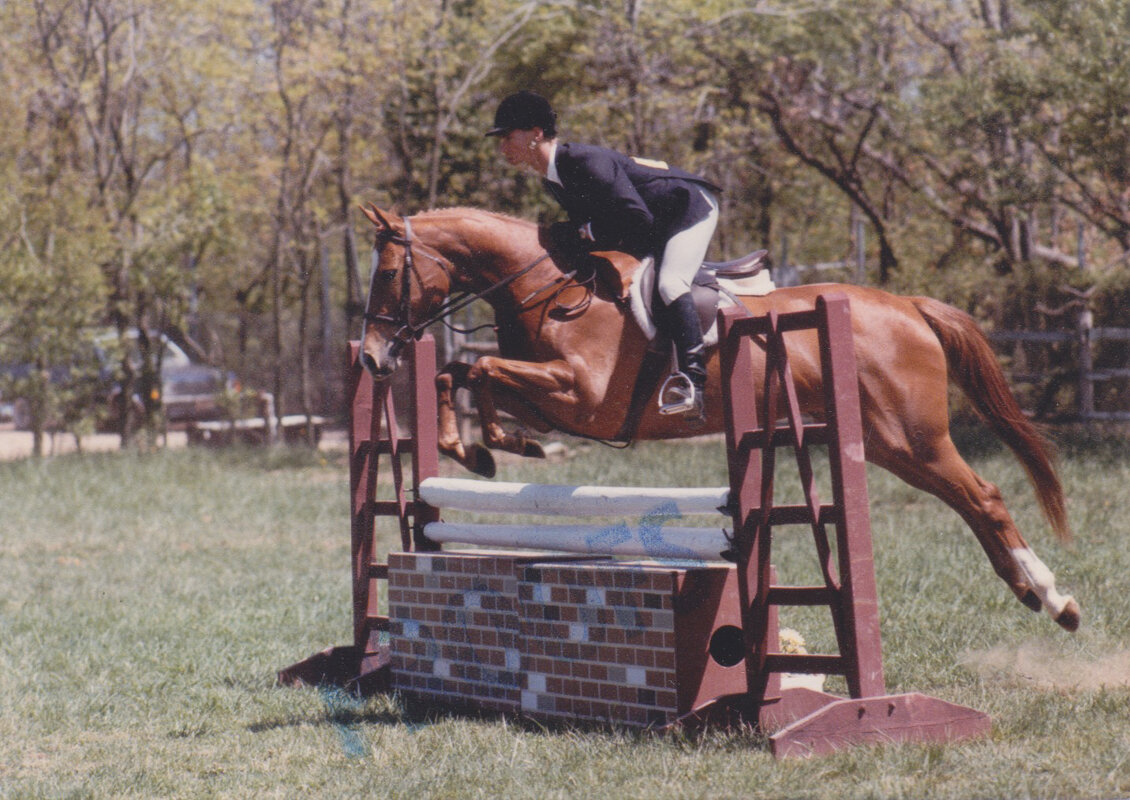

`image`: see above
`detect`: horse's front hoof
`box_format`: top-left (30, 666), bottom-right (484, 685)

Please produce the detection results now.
top-left (1054, 597), bottom-right (1081, 632)
top-left (467, 444), bottom-right (496, 479)
top-left (523, 440), bottom-right (546, 460)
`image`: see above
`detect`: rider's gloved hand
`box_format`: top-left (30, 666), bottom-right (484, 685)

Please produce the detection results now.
top-left (546, 221), bottom-right (592, 255)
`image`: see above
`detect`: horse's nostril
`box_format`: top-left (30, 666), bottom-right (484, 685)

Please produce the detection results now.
top-left (360, 353), bottom-right (379, 374)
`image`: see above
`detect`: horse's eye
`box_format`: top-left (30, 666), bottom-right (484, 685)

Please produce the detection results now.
top-left (378, 270), bottom-right (398, 284)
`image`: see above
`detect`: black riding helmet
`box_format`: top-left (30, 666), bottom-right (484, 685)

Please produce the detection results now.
top-left (485, 91), bottom-right (557, 138)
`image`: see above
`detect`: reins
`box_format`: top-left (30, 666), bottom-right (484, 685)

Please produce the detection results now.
top-left (517, 268), bottom-right (595, 318)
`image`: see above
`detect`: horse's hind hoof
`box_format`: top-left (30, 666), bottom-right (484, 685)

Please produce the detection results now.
top-left (1020, 589), bottom-right (1043, 613)
top-left (1055, 598), bottom-right (1081, 632)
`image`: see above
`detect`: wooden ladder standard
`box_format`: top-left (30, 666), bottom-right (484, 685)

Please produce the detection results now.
top-left (711, 292), bottom-right (990, 758)
top-left (279, 337), bottom-right (440, 693)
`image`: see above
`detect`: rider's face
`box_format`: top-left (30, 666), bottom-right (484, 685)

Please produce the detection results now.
top-left (497, 128), bottom-right (539, 169)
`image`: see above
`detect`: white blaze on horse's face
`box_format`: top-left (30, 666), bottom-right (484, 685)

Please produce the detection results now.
top-left (360, 242), bottom-right (405, 380)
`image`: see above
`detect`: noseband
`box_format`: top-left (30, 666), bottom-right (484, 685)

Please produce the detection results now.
top-left (363, 217), bottom-right (552, 357)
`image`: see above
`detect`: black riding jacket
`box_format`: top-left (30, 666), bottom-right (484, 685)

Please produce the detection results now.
top-left (542, 142), bottom-right (720, 257)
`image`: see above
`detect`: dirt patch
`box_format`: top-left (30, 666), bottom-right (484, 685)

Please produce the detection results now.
top-left (0, 425), bottom-right (145, 460)
top-left (960, 640), bottom-right (1130, 690)
top-left (0, 424), bottom-right (348, 461)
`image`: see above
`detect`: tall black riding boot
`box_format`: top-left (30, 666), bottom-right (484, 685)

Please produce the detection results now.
top-left (658, 293), bottom-right (707, 422)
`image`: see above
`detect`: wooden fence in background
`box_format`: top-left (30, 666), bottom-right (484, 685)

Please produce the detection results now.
top-left (990, 309), bottom-right (1130, 422)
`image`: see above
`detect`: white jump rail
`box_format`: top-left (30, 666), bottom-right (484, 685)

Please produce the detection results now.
top-left (418, 477), bottom-right (734, 562)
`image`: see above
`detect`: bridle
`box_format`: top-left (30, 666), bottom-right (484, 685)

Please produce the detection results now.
top-left (362, 217), bottom-right (558, 357)
top-left (362, 218), bottom-right (425, 356)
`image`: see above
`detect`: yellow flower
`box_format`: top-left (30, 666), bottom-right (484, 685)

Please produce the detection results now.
top-left (778, 628), bottom-right (808, 655)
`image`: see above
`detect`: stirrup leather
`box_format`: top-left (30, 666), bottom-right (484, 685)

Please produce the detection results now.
top-left (658, 371), bottom-right (701, 417)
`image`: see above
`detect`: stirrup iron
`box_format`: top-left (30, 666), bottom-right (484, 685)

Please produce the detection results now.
top-left (658, 370), bottom-right (699, 416)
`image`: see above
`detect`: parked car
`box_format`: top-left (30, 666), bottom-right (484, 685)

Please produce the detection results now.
top-left (4, 333), bottom-right (238, 432)
top-left (107, 336), bottom-right (239, 427)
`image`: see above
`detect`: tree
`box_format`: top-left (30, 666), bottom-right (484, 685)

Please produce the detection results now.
top-left (19, 0), bottom-right (237, 444)
top-left (0, 182), bottom-right (111, 455)
top-left (381, 0), bottom-right (549, 210)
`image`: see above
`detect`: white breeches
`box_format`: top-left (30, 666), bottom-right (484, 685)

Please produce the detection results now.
top-left (656, 188), bottom-right (720, 305)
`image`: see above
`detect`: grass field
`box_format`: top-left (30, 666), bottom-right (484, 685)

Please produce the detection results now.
top-left (1, 429), bottom-right (1128, 799)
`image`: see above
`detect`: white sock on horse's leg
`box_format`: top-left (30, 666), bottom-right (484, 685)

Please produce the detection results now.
top-left (1010, 547), bottom-right (1074, 619)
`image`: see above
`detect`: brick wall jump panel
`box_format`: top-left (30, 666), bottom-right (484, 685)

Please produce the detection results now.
top-left (388, 550), bottom-right (594, 713)
top-left (389, 550), bottom-right (747, 727)
top-left (518, 560), bottom-right (746, 727)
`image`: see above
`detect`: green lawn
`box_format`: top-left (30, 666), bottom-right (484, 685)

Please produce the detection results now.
top-left (1, 432), bottom-right (1128, 799)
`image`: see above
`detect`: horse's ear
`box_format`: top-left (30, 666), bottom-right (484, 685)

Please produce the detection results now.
top-left (360, 203), bottom-right (397, 230)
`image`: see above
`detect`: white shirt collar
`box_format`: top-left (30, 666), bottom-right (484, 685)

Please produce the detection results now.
top-left (544, 140), bottom-right (562, 185)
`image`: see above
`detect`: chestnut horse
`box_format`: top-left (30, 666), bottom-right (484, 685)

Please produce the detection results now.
top-left (359, 205), bottom-right (1080, 632)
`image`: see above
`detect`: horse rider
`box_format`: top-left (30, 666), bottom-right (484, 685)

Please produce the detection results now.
top-left (486, 90), bottom-right (721, 423)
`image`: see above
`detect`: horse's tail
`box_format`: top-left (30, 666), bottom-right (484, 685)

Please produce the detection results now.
top-left (911, 296), bottom-right (1071, 542)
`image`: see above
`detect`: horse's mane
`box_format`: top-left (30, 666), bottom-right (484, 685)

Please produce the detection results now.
top-left (412, 207), bottom-right (546, 264)
top-left (416, 206), bottom-right (538, 231)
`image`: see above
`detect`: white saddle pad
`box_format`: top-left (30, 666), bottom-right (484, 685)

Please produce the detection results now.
top-left (627, 259), bottom-right (776, 346)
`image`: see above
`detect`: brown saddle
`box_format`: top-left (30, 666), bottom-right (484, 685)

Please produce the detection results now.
top-left (704, 250), bottom-right (770, 278)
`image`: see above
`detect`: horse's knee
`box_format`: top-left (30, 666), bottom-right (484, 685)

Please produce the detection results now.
top-left (464, 357), bottom-right (494, 387)
top-left (439, 360), bottom-right (473, 384)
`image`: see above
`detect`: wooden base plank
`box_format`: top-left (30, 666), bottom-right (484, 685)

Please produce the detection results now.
top-left (769, 692), bottom-right (991, 759)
